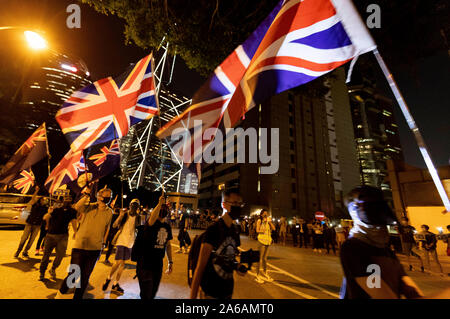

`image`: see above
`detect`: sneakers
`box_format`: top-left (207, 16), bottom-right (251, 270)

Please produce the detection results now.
top-left (102, 278), bottom-right (111, 291)
top-left (255, 276), bottom-right (265, 284)
top-left (111, 283), bottom-right (124, 294)
top-left (22, 252), bottom-right (29, 258)
top-left (49, 268), bottom-right (56, 280)
top-left (262, 273), bottom-right (274, 282)
top-left (35, 249), bottom-right (40, 256)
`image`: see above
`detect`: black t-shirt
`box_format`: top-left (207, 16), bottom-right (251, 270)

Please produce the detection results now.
top-left (47, 206), bottom-right (77, 235)
top-left (179, 212), bottom-right (188, 228)
top-left (138, 220), bottom-right (173, 270)
top-left (26, 203), bottom-right (47, 225)
top-left (200, 219), bottom-right (241, 299)
top-left (340, 237), bottom-right (407, 299)
top-left (399, 225), bottom-right (416, 243)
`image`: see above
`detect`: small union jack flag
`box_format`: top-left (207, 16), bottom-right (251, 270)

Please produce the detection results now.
top-left (13, 169), bottom-right (35, 194)
top-left (56, 53), bottom-right (159, 152)
top-left (88, 139), bottom-right (120, 167)
top-left (45, 149), bottom-right (86, 194)
top-left (19, 124), bottom-right (47, 155)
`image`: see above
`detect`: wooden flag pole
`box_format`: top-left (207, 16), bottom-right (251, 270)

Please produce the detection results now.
top-left (373, 49), bottom-right (450, 212)
top-left (43, 122), bottom-right (52, 206)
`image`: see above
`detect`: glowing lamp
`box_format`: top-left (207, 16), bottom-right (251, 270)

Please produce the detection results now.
top-left (24, 31), bottom-right (47, 50)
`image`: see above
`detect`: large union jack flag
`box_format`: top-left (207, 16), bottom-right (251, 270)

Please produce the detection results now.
top-left (45, 149), bottom-right (86, 194)
top-left (157, 0), bottom-right (376, 164)
top-left (56, 53), bottom-right (159, 152)
top-left (12, 169), bottom-right (35, 194)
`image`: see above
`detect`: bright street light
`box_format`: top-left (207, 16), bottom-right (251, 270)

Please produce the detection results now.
top-left (24, 30), bottom-right (47, 50)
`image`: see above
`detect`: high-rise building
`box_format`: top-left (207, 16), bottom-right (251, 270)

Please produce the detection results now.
top-left (348, 76), bottom-right (403, 194)
top-left (120, 87), bottom-right (198, 193)
top-left (198, 68), bottom-right (360, 219)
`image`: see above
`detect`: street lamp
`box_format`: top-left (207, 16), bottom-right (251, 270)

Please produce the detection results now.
top-left (24, 30), bottom-right (47, 50)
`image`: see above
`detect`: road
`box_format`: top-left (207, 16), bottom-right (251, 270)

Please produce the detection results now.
top-left (0, 226), bottom-right (449, 299)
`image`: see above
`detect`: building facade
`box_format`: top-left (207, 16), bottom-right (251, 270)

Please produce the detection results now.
top-left (198, 68), bottom-right (360, 220)
top-left (348, 76), bottom-right (403, 195)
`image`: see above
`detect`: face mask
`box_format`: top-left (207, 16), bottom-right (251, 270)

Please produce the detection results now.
top-left (351, 200), bottom-right (396, 225)
top-left (229, 205), bottom-right (242, 220)
top-left (100, 197), bottom-right (112, 205)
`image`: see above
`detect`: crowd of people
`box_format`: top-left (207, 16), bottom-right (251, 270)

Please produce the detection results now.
top-left (12, 183), bottom-right (450, 300)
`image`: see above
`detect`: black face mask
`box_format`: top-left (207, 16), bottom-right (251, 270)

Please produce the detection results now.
top-left (229, 205), bottom-right (242, 220)
top-left (355, 201), bottom-right (397, 225)
top-left (129, 202), bottom-right (139, 216)
top-left (100, 197), bottom-right (112, 205)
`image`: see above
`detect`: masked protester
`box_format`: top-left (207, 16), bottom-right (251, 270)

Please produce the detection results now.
top-left (339, 186), bottom-right (425, 299)
top-left (39, 196), bottom-right (77, 281)
top-left (255, 209), bottom-right (275, 283)
top-left (56, 186), bottom-right (113, 299)
top-left (190, 189), bottom-right (246, 299)
top-left (133, 194), bottom-right (174, 299)
top-left (102, 198), bottom-right (142, 294)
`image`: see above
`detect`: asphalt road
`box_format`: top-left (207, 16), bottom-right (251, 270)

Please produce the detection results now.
top-left (0, 226), bottom-right (449, 299)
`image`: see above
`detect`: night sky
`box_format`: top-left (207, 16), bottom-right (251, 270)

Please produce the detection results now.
top-left (1, 0), bottom-right (449, 168)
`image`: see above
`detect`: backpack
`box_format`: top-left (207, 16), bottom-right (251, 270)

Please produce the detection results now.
top-left (187, 220), bottom-right (237, 287)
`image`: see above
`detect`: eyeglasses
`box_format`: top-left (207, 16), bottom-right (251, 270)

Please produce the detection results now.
top-left (224, 201), bottom-right (245, 207)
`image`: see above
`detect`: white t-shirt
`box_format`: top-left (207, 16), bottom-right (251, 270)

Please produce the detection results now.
top-left (116, 215), bottom-right (137, 248)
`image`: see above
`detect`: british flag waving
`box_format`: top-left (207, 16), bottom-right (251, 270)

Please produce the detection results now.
top-left (12, 169), bottom-right (35, 194)
top-left (45, 149), bottom-right (85, 194)
top-left (56, 53), bottom-right (159, 152)
top-left (157, 0), bottom-right (376, 165)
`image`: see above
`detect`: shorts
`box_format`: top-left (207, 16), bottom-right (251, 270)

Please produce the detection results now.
top-left (115, 245), bottom-right (132, 261)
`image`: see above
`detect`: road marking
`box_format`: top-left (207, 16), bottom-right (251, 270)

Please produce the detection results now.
top-left (267, 262), bottom-right (339, 298)
top-left (247, 270), bottom-right (316, 299)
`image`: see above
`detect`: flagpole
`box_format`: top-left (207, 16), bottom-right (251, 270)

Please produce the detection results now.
top-left (373, 49), bottom-right (450, 212)
top-left (43, 122), bottom-right (52, 206)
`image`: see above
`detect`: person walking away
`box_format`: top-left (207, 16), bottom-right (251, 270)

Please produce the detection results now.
top-left (398, 217), bottom-right (424, 272)
top-left (14, 186), bottom-right (47, 258)
top-left (339, 186), bottom-right (426, 299)
top-left (190, 189), bottom-right (246, 299)
top-left (102, 198), bottom-right (141, 294)
top-left (324, 223), bottom-right (337, 254)
top-left (56, 186), bottom-right (113, 299)
top-left (39, 197), bottom-right (77, 281)
top-left (103, 208), bottom-right (121, 264)
top-left (177, 206), bottom-right (191, 253)
top-left (134, 194), bottom-right (173, 299)
top-left (279, 216), bottom-right (287, 246)
top-left (418, 225), bottom-right (444, 275)
top-left (255, 209), bottom-right (275, 283)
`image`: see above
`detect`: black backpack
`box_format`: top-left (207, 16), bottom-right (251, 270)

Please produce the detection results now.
top-left (187, 220), bottom-right (236, 287)
top-left (187, 231), bottom-right (206, 287)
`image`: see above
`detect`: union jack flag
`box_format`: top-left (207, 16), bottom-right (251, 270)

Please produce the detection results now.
top-left (88, 139), bottom-right (120, 167)
top-left (12, 169), bottom-right (35, 194)
top-left (45, 149), bottom-right (86, 194)
top-left (56, 53), bottom-right (159, 152)
top-left (157, 0), bottom-right (376, 164)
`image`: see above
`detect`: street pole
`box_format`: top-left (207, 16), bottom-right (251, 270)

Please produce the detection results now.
top-left (373, 49), bottom-right (450, 212)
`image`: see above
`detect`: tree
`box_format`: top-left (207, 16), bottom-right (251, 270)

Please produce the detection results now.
top-left (82, 0), bottom-right (449, 76)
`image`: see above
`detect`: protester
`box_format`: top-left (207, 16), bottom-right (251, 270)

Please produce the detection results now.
top-left (398, 217), bottom-right (424, 272)
top-left (291, 216), bottom-right (299, 247)
top-left (103, 208), bottom-right (121, 264)
top-left (323, 223), bottom-right (336, 255)
top-left (255, 209), bottom-right (275, 284)
top-left (312, 220), bottom-right (324, 253)
top-left (190, 189), bottom-right (246, 299)
top-left (102, 198), bottom-right (142, 294)
top-left (339, 186), bottom-right (426, 299)
top-left (298, 218), bottom-right (308, 248)
top-left (279, 216), bottom-right (287, 246)
top-left (133, 194), bottom-right (173, 299)
top-left (177, 205), bottom-right (190, 253)
top-left (418, 224), bottom-right (444, 275)
top-left (14, 186), bottom-right (47, 258)
top-left (39, 196), bottom-right (77, 281)
top-left (56, 186), bottom-right (113, 299)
